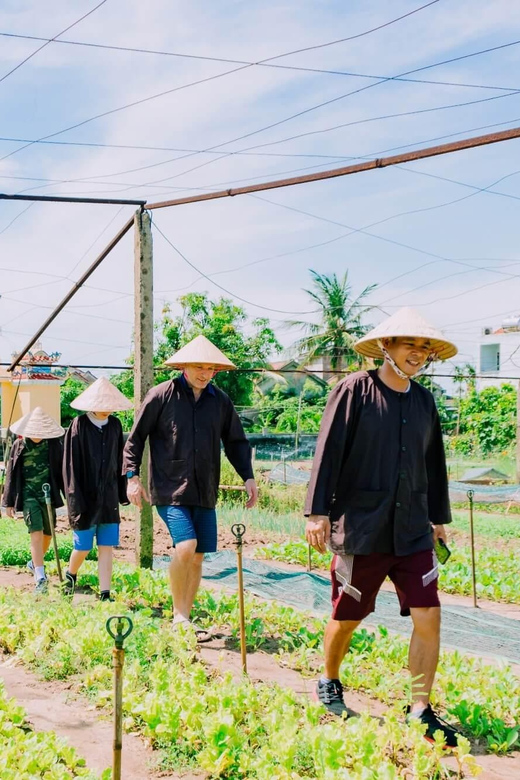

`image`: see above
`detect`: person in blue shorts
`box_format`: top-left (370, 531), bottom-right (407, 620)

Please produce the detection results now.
top-left (124, 335), bottom-right (258, 638)
top-left (62, 377), bottom-right (132, 600)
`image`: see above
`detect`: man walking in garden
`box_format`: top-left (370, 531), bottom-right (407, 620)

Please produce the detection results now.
top-left (124, 335), bottom-right (258, 639)
top-left (305, 307), bottom-right (461, 747)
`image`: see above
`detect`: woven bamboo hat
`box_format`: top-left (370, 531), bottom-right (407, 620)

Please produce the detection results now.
top-left (354, 307), bottom-right (457, 361)
top-left (10, 406), bottom-right (64, 439)
top-left (70, 376), bottom-right (133, 412)
top-left (164, 335), bottom-right (236, 371)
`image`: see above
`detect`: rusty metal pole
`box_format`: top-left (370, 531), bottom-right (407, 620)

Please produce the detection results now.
top-left (467, 490), bottom-right (478, 608)
top-left (42, 483), bottom-right (63, 582)
top-left (106, 616), bottom-right (133, 780)
top-left (134, 209), bottom-right (154, 569)
top-left (231, 523), bottom-right (247, 674)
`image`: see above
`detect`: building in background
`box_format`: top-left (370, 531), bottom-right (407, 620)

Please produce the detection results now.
top-left (0, 342), bottom-right (95, 433)
top-left (478, 316), bottom-right (520, 389)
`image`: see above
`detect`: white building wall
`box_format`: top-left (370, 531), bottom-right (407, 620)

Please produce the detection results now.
top-left (478, 330), bottom-right (520, 389)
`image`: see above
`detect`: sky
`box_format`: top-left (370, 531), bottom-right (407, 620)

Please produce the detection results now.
top-left (1, 0), bottom-right (520, 383)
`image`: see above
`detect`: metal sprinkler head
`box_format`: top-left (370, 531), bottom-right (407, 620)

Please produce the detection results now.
top-left (106, 615), bottom-right (133, 650)
top-left (231, 523), bottom-right (246, 549)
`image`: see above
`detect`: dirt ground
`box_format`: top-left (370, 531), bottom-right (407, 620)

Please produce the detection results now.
top-left (111, 512), bottom-right (280, 563)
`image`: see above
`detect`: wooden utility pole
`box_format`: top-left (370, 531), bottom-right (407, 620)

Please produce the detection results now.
top-left (516, 380), bottom-right (520, 484)
top-left (134, 209), bottom-right (154, 569)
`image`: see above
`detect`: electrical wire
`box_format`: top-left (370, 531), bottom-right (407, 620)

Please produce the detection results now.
top-left (1, 27), bottom-right (516, 93)
top-left (1, 3), bottom-right (500, 179)
top-left (152, 218), bottom-right (318, 315)
top-left (0, 0), bottom-right (109, 84)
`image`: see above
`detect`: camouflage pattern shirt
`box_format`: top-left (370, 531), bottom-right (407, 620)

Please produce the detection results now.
top-left (22, 438), bottom-right (50, 502)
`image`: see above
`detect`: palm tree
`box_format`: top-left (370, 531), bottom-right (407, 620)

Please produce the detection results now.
top-left (287, 270), bottom-right (376, 379)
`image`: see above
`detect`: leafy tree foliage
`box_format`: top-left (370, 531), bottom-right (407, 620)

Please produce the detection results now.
top-left (112, 293), bottom-right (281, 427)
top-left (59, 377), bottom-right (88, 428)
top-left (454, 384), bottom-right (516, 454)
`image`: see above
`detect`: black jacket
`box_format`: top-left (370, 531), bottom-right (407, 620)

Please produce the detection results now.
top-left (305, 370), bottom-right (451, 557)
top-left (2, 437), bottom-right (64, 511)
top-left (123, 376), bottom-right (254, 508)
top-left (63, 414), bottom-right (128, 530)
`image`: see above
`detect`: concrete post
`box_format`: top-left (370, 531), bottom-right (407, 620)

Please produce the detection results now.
top-left (134, 210), bottom-right (154, 569)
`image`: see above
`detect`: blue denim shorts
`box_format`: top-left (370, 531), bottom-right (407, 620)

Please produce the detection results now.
top-left (73, 523), bottom-right (120, 551)
top-left (156, 505), bottom-right (217, 553)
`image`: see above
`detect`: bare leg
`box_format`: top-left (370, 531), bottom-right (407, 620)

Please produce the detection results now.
top-left (42, 534), bottom-right (52, 557)
top-left (67, 549), bottom-right (89, 576)
top-left (97, 546), bottom-right (113, 592)
top-left (409, 607), bottom-right (441, 711)
top-left (184, 553), bottom-right (204, 617)
top-left (323, 618), bottom-right (360, 679)
top-left (30, 531), bottom-right (45, 567)
top-left (169, 539), bottom-right (198, 621)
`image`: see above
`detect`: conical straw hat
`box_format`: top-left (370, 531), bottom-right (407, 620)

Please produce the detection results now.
top-left (10, 406), bottom-right (64, 439)
top-left (164, 334), bottom-right (236, 370)
top-left (354, 307), bottom-right (457, 361)
top-left (70, 376), bottom-right (133, 412)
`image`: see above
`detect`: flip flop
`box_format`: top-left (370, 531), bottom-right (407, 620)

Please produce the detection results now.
top-left (172, 618), bottom-right (213, 643)
top-left (190, 622), bottom-right (214, 643)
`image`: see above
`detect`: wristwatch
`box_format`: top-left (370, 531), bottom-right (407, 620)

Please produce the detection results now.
top-left (126, 470), bottom-right (137, 479)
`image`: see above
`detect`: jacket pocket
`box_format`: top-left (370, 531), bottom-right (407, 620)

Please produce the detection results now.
top-left (344, 490), bottom-right (389, 536)
top-left (408, 491), bottom-right (431, 538)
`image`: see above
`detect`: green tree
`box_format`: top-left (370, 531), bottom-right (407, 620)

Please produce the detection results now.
top-left (457, 383), bottom-right (516, 454)
top-left (287, 270), bottom-right (376, 375)
top-left (60, 377), bottom-right (88, 428)
top-left (113, 293), bottom-right (281, 423)
top-left (453, 363), bottom-right (477, 435)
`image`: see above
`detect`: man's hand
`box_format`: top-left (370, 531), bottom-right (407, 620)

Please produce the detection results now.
top-left (244, 478), bottom-right (258, 509)
top-left (126, 476), bottom-right (150, 509)
top-left (5, 507), bottom-right (15, 519)
top-left (306, 514), bottom-right (331, 554)
top-left (432, 524), bottom-right (447, 544)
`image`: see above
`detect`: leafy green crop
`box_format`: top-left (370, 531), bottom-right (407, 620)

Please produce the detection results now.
top-left (0, 581), bottom-right (482, 778)
top-left (0, 680), bottom-right (100, 779)
top-left (0, 518), bottom-right (97, 566)
top-left (256, 538), bottom-right (520, 604)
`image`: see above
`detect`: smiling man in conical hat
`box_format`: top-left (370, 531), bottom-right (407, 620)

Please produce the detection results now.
top-left (62, 377), bottom-right (132, 600)
top-left (124, 335), bottom-right (258, 639)
top-left (304, 308), bottom-right (461, 747)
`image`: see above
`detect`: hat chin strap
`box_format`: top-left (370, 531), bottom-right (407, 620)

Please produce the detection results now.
top-left (378, 340), bottom-right (435, 380)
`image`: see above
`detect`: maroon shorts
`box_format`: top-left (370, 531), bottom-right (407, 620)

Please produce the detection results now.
top-left (330, 549), bottom-right (440, 621)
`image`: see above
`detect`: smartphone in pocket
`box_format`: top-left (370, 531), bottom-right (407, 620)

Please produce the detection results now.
top-left (434, 537), bottom-right (451, 565)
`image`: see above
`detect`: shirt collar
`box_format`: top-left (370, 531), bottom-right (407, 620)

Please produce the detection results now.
top-left (178, 373), bottom-right (215, 397)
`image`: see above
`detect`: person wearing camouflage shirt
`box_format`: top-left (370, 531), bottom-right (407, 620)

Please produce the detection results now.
top-left (3, 407), bottom-right (64, 593)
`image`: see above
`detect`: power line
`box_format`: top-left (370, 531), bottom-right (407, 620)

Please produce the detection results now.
top-left (0, 361), bottom-right (515, 382)
top-left (4, 6), bottom-right (516, 94)
top-left (0, 2), bottom-right (439, 166)
top-left (152, 218), bottom-right (317, 315)
top-left (114, 92), bottom-right (520, 190)
top-left (137, 39), bottom-right (520, 186)
top-left (0, 0), bottom-right (109, 85)
top-left (249, 188), bottom-right (520, 289)
top-left (6, 112), bottom-right (520, 202)
top-left (153, 163), bottom-right (520, 299)
top-left (0, 202), bottom-right (35, 235)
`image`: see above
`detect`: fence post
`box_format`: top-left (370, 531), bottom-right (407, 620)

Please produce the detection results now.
top-left (516, 380), bottom-right (520, 483)
top-left (134, 209), bottom-right (154, 569)
top-left (467, 490), bottom-right (478, 608)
